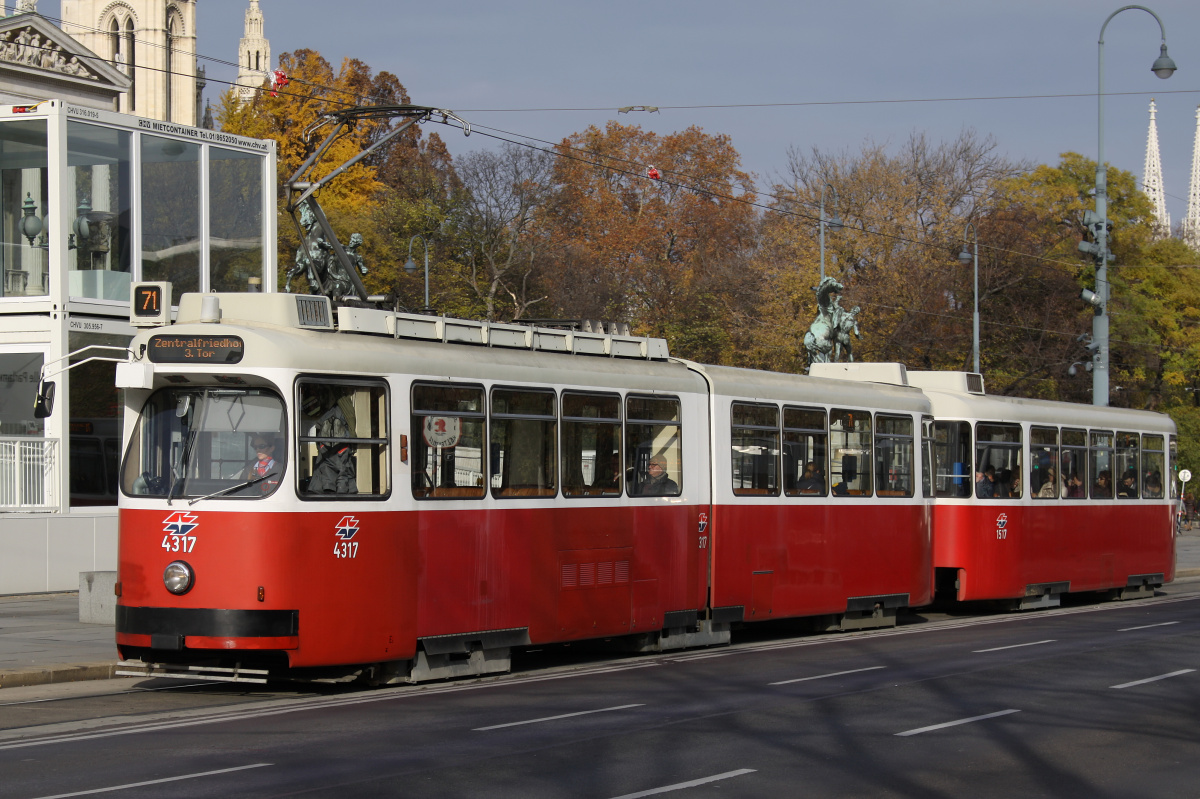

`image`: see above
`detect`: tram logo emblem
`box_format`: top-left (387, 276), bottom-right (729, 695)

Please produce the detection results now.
top-left (996, 513), bottom-right (1008, 530)
top-left (698, 513), bottom-right (709, 534)
top-left (335, 516), bottom-right (360, 540)
top-left (162, 511), bottom-right (199, 537)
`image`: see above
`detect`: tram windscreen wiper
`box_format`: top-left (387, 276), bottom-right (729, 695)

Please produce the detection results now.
top-left (188, 471), bottom-right (279, 505)
top-left (165, 428), bottom-right (197, 506)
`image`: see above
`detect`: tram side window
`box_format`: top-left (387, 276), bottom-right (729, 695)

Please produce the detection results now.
top-left (1090, 430), bottom-right (1114, 499)
top-left (830, 409), bottom-right (871, 496)
top-left (626, 395), bottom-right (682, 497)
top-left (491, 388), bottom-right (557, 498)
top-left (933, 421), bottom-right (972, 497)
top-left (411, 383), bottom-right (486, 499)
top-left (562, 392), bottom-right (621, 498)
top-left (875, 415), bottom-right (914, 497)
top-left (1170, 436), bottom-right (1179, 500)
top-left (297, 380), bottom-right (389, 498)
top-left (976, 423), bottom-right (1021, 499)
top-left (783, 407), bottom-right (827, 497)
top-left (1143, 435), bottom-right (1165, 498)
top-left (1115, 431), bottom-right (1140, 499)
top-left (1030, 426), bottom-right (1060, 500)
top-left (1061, 428), bottom-right (1088, 499)
top-left (731, 402), bottom-right (780, 496)
top-left (921, 416), bottom-right (935, 498)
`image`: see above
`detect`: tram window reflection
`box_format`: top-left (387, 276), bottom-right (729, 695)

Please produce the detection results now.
top-left (1115, 431), bottom-right (1140, 499)
top-left (976, 423), bottom-right (1021, 499)
top-left (731, 402), bottom-right (779, 496)
top-left (875, 414), bottom-right (914, 498)
top-left (561, 392), bottom-right (621, 498)
top-left (120, 387), bottom-right (287, 500)
top-left (783, 407), bottom-right (827, 497)
top-left (411, 383), bottom-right (485, 499)
top-left (297, 379), bottom-right (389, 499)
top-left (1143, 435), bottom-right (1165, 499)
top-left (1090, 430), bottom-right (1114, 499)
top-left (933, 421), bottom-right (972, 497)
top-left (830, 409), bottom-right (871, 496)
top-left (491, 388), bottom-right (557, 498)
top-left (626, 395), bottom-right (682, 497)
top-left (1031, 426), bottom-right (1060, 500)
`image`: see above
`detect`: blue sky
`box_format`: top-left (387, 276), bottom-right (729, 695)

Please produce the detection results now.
top-left (35, 1), bottom-right (1200, 224)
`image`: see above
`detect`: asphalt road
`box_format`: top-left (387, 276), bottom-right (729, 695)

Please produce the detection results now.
top-left (3, 588), bottom-right (1199, 799)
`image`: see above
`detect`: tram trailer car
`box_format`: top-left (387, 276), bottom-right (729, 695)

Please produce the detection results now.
top-left (696, 364), bottom-right (932, 630)
top-left (906, 370), bottom-right (1176, 609)
top-left (113, 292), bottom-right (935, 684)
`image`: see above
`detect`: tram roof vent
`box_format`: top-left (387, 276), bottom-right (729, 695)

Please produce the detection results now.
top-left (905, 371), bottom-right (986, 395)
top-left (336, 306), bottom-right (670, 360)
top-left (808, 362), bottom-right (909, 386)
top-left (175, 293), bottom-right (335, 330)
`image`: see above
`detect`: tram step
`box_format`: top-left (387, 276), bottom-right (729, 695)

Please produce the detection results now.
top-left (115, 659), bottom-right (269, 684)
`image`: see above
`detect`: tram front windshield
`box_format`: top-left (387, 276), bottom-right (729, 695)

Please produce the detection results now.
top-left (121, 387), bottom-right (287, 500)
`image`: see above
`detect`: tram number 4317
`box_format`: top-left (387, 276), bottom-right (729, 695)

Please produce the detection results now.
top-left (334, 541), bottom-right (359, 559)
top-left (161, 535), bottom-right (196, 553)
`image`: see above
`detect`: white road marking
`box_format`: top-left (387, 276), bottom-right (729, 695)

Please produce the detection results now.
top-left (0, 661), bottom-right (662, 751)
top-left (769, 665), bottom-right (886, 686)
top-left (607, 768), bottom-right (757, 798)
top-left (1110, 669), bottom-right (1195, 689)
top-left (1118, 621), bottom-right (1179, 632)
top-left (28, 763), bottom-right (271, 799)
top-left (474, 703), bottom-right (644, 730)
top-left (896, 709), bottom-right (1020, 737)
top-left (973, 639), bottom-right (1055, 653)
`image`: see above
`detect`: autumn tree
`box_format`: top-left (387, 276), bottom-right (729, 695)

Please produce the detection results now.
top-left (540, 121), bottom-right (759, 363)
top-left (452, 143), bottom-right (555, 321)
top-left (758, 131), bottom-right (1024, 374)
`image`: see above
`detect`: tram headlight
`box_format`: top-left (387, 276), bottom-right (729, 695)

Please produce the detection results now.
top-left (163, 561), bottom-right (194, 595)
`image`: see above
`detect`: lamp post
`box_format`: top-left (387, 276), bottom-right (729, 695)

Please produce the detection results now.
top-left (957, 223), bottom-right (980, 375)
top-left (1087, 5), bottom-right (1176, 406)
top-left (818, 182), bottom-right (842, 281)
top-left (405, 234), bottom-right (431, 312)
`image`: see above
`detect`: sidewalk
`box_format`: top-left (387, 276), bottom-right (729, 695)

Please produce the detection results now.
top-left (3, 531), bottom-right (1200, 690)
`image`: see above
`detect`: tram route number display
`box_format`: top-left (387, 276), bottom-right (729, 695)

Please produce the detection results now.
top-left (423, 416), bottom-right (461, 448)
top-left (147, 334), bottom-right (244, 364)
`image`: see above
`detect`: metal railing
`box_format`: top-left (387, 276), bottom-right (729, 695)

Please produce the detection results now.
top-left (0, 437), bottom-right (58, 510)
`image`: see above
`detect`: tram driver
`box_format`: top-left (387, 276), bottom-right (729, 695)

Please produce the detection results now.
top-left (244, 436), bottom-right (282, 493)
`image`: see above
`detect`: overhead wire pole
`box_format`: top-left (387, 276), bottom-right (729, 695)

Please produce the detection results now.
top-left (1087, 5), bottom-right (1176, 406)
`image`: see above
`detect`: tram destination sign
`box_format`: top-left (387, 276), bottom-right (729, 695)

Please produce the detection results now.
top-left (148, 334), bottom-right (245, 364)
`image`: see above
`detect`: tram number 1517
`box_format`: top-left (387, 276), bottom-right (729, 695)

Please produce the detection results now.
top-left (334, 541), bottom-right (359, 559)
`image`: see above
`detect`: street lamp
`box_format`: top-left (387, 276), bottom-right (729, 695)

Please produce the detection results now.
top-left (818, 182), bottom-right (843, 281)
top-left (405, 234), bottom-right (431, 312)
top-left (957, 223), bottom-right (980, 374)
top-left (1086, 5), bottom-right (1176, 406)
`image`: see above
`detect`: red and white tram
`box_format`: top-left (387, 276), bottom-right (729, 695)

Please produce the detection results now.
top-left (112, 291), bottom-right (935, 683)
top-left (906, 370), bottom-right (1177, 608)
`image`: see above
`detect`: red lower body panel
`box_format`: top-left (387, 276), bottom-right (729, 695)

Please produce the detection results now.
top-left (710, 501), bottom-right (933, 618)
top-left (933, 502), bottom-right (1175, 600)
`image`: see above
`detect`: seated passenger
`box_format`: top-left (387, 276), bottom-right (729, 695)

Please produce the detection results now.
top-left (796, 461), bottom-right (825, 494)
top-left (975, 465), bottom-right (996, 498)
top-left (1066, 472), bottom-right (1085, 497)
top-left (1037, 467), bottom-right (1060, 498)
top-left (1093, 470), bottom-right (1112, 498)
top-left (1117, 469), bottom-right (1138, 498)
top-left (640, 455), bottom-right (678, 496)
